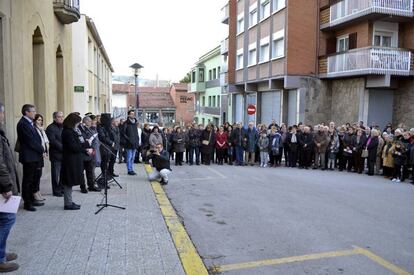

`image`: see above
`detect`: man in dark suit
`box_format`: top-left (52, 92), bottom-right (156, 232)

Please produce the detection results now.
top-left (16, 104), bottom-right (45, 211)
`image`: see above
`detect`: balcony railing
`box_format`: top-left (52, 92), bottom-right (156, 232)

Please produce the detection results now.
top-left (200, 106), bottom-right (221, 116)
top-left (328, 0), bottom-right (414, 27)
top-left (221, 38), bottom-right (229, 55)
top-left (221, 3), bottom-right (229, 24)
top-left (327, 47), bottom-right (412, 77)
top-left (54, 0), bottom-right (80, 24)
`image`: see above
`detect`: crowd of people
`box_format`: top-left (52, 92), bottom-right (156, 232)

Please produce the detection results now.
top-left (120, 119), bottom-right (414, 185)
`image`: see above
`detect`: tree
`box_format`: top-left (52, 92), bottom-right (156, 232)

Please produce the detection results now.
top-left (179, 72), bottom-right (191, 83)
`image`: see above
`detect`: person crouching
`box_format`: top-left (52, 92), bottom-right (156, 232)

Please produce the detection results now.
top-left (148, 143), bottom-right (172, 185)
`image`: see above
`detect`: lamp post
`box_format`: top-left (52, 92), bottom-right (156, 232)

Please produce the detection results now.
top-left (130, 63), bottom-right (143, 120)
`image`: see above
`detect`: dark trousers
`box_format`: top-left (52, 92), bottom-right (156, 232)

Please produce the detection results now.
top-left (368, 160), bottom-right (375, 175)
top-left (383, 166), bottom-right (393, 177)
top-left (393, 165), bottom-right (402, 179)
top-left (202, 151), bottom-right (211, 165)
top-left (185, 149), bottom-right (190, 163)
top-left (81, 160), bottom-right (95, 189)
top-left (51, 161), bottom-right (63, 195)
top-left (235, 146), bottom-right (244, 165)
top-left (33, 166), bottom-right (43, 193)
top-left (302, 150), bottom-right (312, 168)
top-left (189, 146), bottom-right (200, 165)
top-left (283, 144), bottom-right (289, 166)
top-left (217, 148), bottom-right (226, 164)
top-left (346, 155), bottom-right (354, 171)
top-left (108, 150), bottom-right (118, 175)
top-left (354, 153), bottom-right (364, 173)
top-left (22, 162), bottom-right (39, 206)
top-left (100, 149), bottom-right (110, 175)
top-left (269, 152), bottom-right (277, 165)
top-left (175, 152), bottom-right (184, 165)
top-left (288, 149), bottom-right (298, 167)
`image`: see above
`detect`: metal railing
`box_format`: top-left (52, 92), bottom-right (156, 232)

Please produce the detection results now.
top-left (327, 47), bottom-right (412, 76)
top-left (54, 0), bottom-right (80, 10)
top-left (330, 0), bottom-right (413, 25)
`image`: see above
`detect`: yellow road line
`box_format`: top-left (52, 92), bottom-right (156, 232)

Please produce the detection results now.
top-left (214, 248), bottom-right (359, 273)
top-left (144, 165), bottom-right (208, 275)
top-left (353, 246), bottom-right (412, 275)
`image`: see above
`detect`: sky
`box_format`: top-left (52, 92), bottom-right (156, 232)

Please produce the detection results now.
top-left (81, 0), bottom-right (228, 82)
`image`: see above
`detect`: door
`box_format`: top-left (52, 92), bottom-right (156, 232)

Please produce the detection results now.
top-left (261, 91), bottom-right (281, 125)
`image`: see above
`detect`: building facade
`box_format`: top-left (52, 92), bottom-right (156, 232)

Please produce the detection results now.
top-left (72, 14), bottom-right (114, 115)
top-left (112, 84), bottom-right (176, 126)
top-left (169, 83), bottom-right (195, 126)
top-left (189, 46), bottom-right (225, 126)
top-left (0, 0), bottom-right (80, 143)
top-left (224, 0), bottom-right (414, 128)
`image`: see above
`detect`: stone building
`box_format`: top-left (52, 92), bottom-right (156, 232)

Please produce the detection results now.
top-left (223, 0), bottom-right (414, 128)
top-left (0, 0), bottom-right (80, 143)
top-left (169, 83), bottom-right (195, 126)
top-left (72, 14), bottom-right (114, 115)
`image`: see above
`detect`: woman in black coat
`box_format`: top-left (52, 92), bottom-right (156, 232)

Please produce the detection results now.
top-left (200, 124), bottom-right (215, 165)
top-left (366, 129), bottom-right (379, 176)
top-left (61, 113), bottom-right (92, 210)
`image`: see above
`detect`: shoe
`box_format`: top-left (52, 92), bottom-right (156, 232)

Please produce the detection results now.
top-left (111, 173), bottom-right (119, 178)
top-left (128, 171), bottom-right (136, 176)
top-left (53, 193), bottom-right (63, 197)
top-left (32, 201), bottom-right (44, 207)
top-left (23, 205), bottom-right (36, 212)
top-left (88, 186), bottom-right (101, 192)
top-left (72, 202), bottom-right (81, 208)
top-left (64, 204), bottom-right (80, 210)
top-left (5, 253), bottom-right (17, 262)
top-left (80, 188), bottom-right (88, 194)
top-left (0, 262), bottom-right (19, 272)
top-left (34, 192), bottom-right (45, 201)
top-left (396, 179), bottom-right (401, 183)
top-left (391, 178), bottom-right (396, 182)
top-left (179, 163), bottom-right (183, 166)
top-left (264, 165), bottom-right (267, 168)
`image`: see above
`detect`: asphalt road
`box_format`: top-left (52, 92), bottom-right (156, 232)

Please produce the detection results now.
top-left (163, 164), bottom-right (414, 275)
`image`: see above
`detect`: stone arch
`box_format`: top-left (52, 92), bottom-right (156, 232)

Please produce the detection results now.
top-left (32, 26), bottom-right (46, 115)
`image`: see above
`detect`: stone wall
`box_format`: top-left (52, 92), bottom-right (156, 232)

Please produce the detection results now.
top-left (330, 78), bottom-right (365, 125)
top-left (393, 78), bottom-right (414, 129)
top-left (302, 77), bottom-right (332, 125)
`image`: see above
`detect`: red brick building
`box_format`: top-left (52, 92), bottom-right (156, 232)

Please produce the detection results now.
top-left (169, 83), bottom-right (195, 126)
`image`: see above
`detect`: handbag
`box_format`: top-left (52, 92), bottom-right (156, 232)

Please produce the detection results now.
top-left (361, 148), bottom-right (369, 158)
top-left (202, 140), bottom-right (209, 146)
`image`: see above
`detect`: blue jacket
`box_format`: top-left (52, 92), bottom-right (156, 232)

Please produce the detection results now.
top-left (243, 128), bottom-right (258, 152)
top-left (16, 117), bottom-right (44, 163)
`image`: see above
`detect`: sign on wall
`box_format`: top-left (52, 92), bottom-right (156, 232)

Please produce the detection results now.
top-left (74, 86), bottom-right (84, 93)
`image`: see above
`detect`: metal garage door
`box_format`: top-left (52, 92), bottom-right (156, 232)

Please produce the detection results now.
top-left (261, 91), bottom-right (281, 125)
top-left (368, 89), bottom-right (393, 130)
top-left (234, 93), bottom-right (244, 124)
top-left (288, 89), bottom-right (298, 126)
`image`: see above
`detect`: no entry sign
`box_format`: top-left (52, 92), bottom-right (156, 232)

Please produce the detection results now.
top-left (247, 104), bottom-right (256, 115)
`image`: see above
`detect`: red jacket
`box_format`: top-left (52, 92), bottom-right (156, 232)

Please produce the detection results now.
top-left (215, 132), bottom-right (228, 149)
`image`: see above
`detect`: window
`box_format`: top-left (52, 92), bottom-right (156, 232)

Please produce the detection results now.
top-left (337, 35), bottom-right (349, 52)
top-left (180, 96), bottom-right (187, 103)
top-left (236, 52), bottom-right (244, 69)
top-left (191, 71), bottom-right (196, 83)
top-left (217, 95), bottom-right (221, 107)
top-left (237, 16), bottom-right (244, 34)
top-left (213, 68), bottom-right (217, 79)
top-left (212, 96), bottom-right (216, 107)
top-left (272, 38), bottom-right (284, 59)
top-left (199, 68), bottom-right (205, 82)
top-left (248, 48), bottom-right (257, 66)
top-left (249, 6), bottom-right (258, 27)
top-left (374, 33), bottom-right (392, 47)
top-left (202, 96), bottom-right (205, 106)
top-left (218, 66), bottom-right (221, 76)
top-left (259, 37), bottom-right (270, 63)
top-left (208, 96), bottom-right (211, 107)
top-left (272, 0), bottom-right (285, 13)
top-left (260, 0), bottom-right (270, 20)
top-left (209, 70), bottom-right (212, 80)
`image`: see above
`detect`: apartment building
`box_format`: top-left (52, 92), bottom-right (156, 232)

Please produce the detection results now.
top-left (318, 0), bottom-right (414, 128)
top-left (224, 0), bottom-right (414, 128)
top-left (169, 83), bottom-right (195, 126)
top-left (189, 46), bottom-right (225, 126)
top-left (72, 14), bottom-right (114, 115)
top-left (0, 0), bottom-right (80, 143)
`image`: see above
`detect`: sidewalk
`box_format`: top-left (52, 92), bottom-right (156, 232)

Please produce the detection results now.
top-left (7, 163), bottom-right (185, 275)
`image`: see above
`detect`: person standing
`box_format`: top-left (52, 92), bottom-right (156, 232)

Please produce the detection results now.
top-left (366, 129), bottom-right (379, 176)
top-left (353, 129), bottom-right (367, 174)
top-left (215, 126), bottom-right (228, 165)
top-left (188, 123), bottom-right (201, 165)
top-left (108, 118), bottom-right (120, 177)
top-left (298, 126), bottom-right (313, 169)
top-left (16, 104), bottom-right (45, 211)
top-left (258, 130), bottom-right (269, 168)
top-left (0, 102), bottom-right (19, 272)
top-left (230, 123), bottom-right (245, 166)
top-left (287, 126), bottom-right (299, 168)
top-left (149, 126), bottom-right (163, 152)
top-left (33, 114), bottom-right (48, 202)
top-left (313, 125), bottom-right (328, 170)
top-left (201, 124), bottom-right (215, 165)
top-left (61, 113), bottom-right (92, 210)
top-left (244, 122), bottom-right (258, 166)
top-left (121, 110), bottom-right (139, 175)
top-left (46, 111), bottom-right (64, 197)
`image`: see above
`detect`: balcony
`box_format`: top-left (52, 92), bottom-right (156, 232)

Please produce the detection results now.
top-left (189, 82), bottom-right (206, 93)
top-left (220, 72), bottom-right (228, 86)
top-left (221, 38), bottom-right (229, 55)
top-left (54, 0), bottom-right (80, 24)
top-left (320, 47), bottom-right (412, 77)
top-left (221, 2), bottom-right (229, 24)
top-left (200, 106), bottom-right (221, 116)
top-left (321, 0), bottom-right (414, 29)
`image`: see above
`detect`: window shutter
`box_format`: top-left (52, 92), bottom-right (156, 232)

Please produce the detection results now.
top-left (349, 33), bottom-right (357, 49)
top-left (326, 37), bottom-right (337, 55)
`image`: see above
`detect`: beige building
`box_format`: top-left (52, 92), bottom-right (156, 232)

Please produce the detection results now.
top-left (72, 14), bottom-right (113, 115)
top-left (0, 0), bottom-right (80, 142)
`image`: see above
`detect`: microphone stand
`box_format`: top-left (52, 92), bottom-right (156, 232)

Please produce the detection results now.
top-left (82, 124), bottom-right (125, 215)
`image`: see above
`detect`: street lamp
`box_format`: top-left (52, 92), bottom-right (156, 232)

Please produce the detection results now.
top-left (130, 63), bottom-right (144, 120)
